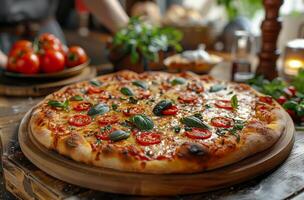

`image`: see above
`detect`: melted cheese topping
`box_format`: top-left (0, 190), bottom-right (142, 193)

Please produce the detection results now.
top-left (40, 72), bottom-right (259, 161)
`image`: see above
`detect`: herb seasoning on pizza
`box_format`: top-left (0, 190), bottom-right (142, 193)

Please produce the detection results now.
top-left (30, 70), bottom-right (287, 173)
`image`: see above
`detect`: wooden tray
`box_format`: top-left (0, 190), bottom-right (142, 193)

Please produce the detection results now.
top-left (19, 108), bottom-right (295, 196)
top-left (3, 60), bottom-right (90, 80)
top-left (0, 67), bottom-right (96, 97)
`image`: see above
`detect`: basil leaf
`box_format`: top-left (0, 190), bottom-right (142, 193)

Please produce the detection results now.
top-left (129, 96), bottom-right (138, 104)
top-left (120, 87), bottom-right (134, 96)
top-left (132, 80), bottom-right (148, 90)
top-left (180, 116), bottom-right (210, 130)
top-left (90, 79), bottom-right (101, 86)
top-left (88, 103), bottom-right (109, 116)
top-left (296, 102), bottom-right (304, 117)
top-left (70, 95), bottom-right (83, 101)
top-left (231, 95), bottom-right (238, 110)
top-left (153, 100), bottom-right (172, 116)
top-left (130, 114), bottom-right (154, 131)
top-left (283, 100), bottom-right (298, 110)
top-left (112, 103), bottom-right (118, 111)
top-left (171, 77), bottom-right (186, 86)
top-left (109, 130), bottom-right (130, 142)
top-left (173, 125), bottom-right (181, 133)
top-left (48, 100), bottom-right (69, 110)
top-left (209, 84), bottom-right (226, 92)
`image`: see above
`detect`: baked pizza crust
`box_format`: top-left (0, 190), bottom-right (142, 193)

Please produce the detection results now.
top-left (29, 70), bottom-right (287, 174)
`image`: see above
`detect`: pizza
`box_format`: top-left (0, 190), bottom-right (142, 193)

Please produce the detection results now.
top-left (29, 70), bottom-right (287, 174)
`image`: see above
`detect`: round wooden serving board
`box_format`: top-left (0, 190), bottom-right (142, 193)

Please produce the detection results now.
top-left (19, 109), bottom-right (295, 196)
top-left (0, 67), bottom-right (96, 97)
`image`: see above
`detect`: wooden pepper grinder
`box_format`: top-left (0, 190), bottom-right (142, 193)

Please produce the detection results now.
top-left (256, 0), bottom-right (283, 80)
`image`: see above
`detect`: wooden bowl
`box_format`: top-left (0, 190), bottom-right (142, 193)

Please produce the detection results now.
top-left (3, 60), bottom-right (90, 80)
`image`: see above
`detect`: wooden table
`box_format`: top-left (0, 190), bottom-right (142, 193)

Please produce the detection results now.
top-left (1, 63), bottom-right (304, 200)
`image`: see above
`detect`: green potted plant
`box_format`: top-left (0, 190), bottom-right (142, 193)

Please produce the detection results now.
top-left (108, 18), bottom-right (183, 72)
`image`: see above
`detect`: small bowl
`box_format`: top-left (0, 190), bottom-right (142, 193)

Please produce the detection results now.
top-left (164, 54), bottom-right (222, 74)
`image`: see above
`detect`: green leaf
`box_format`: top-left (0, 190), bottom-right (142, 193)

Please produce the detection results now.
top-left (283, 100), bottom-right (298, 110)
top-left (231, 95), bottom-right (238, 110)
top-left (128, 96), bottom-right (138, 104)
top-left (180, 116), bottom-right (210, 130)
top-left (130, 114), bottom-right (154, 131)
top-left (90, 79), bottom-right (101, 86)
top-left (153, 100), bottom-right (172, 116)
top-left (109, 130), bottom-right (130, 142)
top-left (292, 69), bottom-right (304, 94)
top-left (132, 80), bottom-right (148, 90)
top-left (88, 103), bottom-right (109, 116)
top-left (48, 100), bottom-right (69, 110)
top-left (171, 77), bottom-right (186, 86)
top-left (173, 125), bottom-right (181, 133)
top-left (70, 95), bottom-right (83, 101)
top-left (209, 84), bottom-right (226, 92)
top-left (120, 87), bottom-right (134, 96)
top-left (111, 103), bottom-right (118, 111)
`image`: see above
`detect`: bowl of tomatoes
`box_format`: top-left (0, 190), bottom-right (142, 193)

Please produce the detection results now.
top-left (4, 33), bottom-right (89, 79)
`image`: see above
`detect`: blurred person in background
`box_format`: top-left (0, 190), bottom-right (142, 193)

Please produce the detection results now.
top-left (0, 0), bottom-right (129, 68)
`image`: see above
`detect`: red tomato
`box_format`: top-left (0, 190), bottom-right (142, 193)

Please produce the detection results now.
top-left (96, 127), bottom-right (116, 140)
top-left (187, 82), bottom-right (204, 93)
top-left (66, 46), bottom-right (88, 67)
top-left (161, 105), bottom-right (178, 115)
top-left (215, 100), bottom-right (233, 110)
top-left (40, 50), bottom-right (65, 73)
top-left (136, 132), bottom-right (161, 146)
top-left (73, 102), bottom-right (91, 111)
top-left (7, 50), bottom-right (40, 74)
top-left (211, 117), bottom-right (233, 128)
top-left (276, 96), bottom-right (287, 105)
top-left (287, 86), bottom-right (296, 96)
top-left (38, 33), bottom-right (61, 49)
top-left (9, 40), bottom-right (32, 55)
top-left (98, 115), bottom-right (119, 126)
top-left (184, 128), bottom-right (212, 139)
top-left (178, 93), bottom-right (198, 104)
top-left (259, 96), bottom-right (273, 105)
top-left (68, 114), bottom-right (91, 126)
top-left (87, 86), bottom-right (103, 94)
top-left (137, 90), bottom-right (151, 99)
top-left (286, 109), bottom-right (296, 119)
top-left (123, 106), bottom-right (144, 116)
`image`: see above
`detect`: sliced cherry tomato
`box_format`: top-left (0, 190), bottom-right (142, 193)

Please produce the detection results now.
top-left (178, 93), bottom-right (198, 104)
top-left (215, 100), bottom-right (233, 110)
top-left (98, 115), bottom-right (119, 126)
top-left (259, 96), bottom-right (273, 105)
top-left (87, 86), bottom-right (103, 94)
top-left (68, 114), bottom-right (91, 127)
top-left (40, 50), bottom-right (65, 73)
top-left (161, 105), bottom-right (178, 115)
top-left (211, 117), bottom-right (233, 128)
top-left (123, 106), bottom-right (144, 116)
top-left (96, 127), bottom-right (116, 140)
top-left (136, 132), bottom-right (161, 146)
top-left (187, 82), bottom-right (204, 93)
top-left (7, 49), bottom-right (40, 74)
top-left (73, 102), bottom-right (91, 111)
top-left (185, 128), bottom-right (212, 139)
top-left (276, 96), bottom-right (287, 105)
top-left (66, 46), bottom-right (88, 67)
top-left (137, 90), bottom-right (151, 99)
